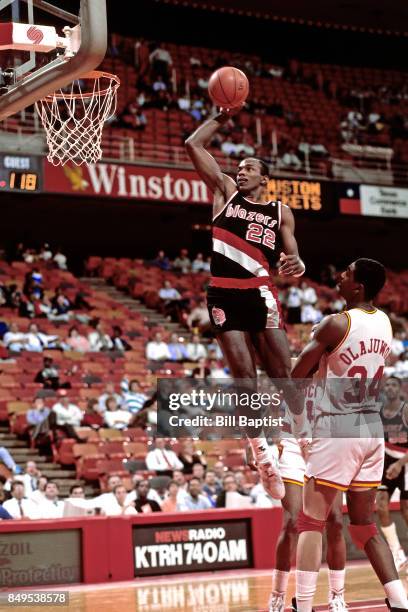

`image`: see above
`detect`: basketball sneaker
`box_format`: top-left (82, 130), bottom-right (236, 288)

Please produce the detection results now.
top-left (328, 592), bottom-right (349, 611)
top-left (385, 598), bottom-right (408, 611)
top-left (268, 593), bottom-right (285, 612)
top-left (290, 597), bottom-right (316, 611)
top-left (246, 443), bottom-right (285, 500)
top-left (393, 548), bottom-right (408, 572)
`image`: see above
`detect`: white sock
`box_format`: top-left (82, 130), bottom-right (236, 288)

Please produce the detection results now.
top-left (381, 523), bottom-right (402, 555)
top-left (384, 579), bottom-right (408, 608)
top-left (249, 436), bottom-right (273, 464)
top-left (272, 569), bottom-right (290, 595)
top-left (296, 569), bottom-right (319, 612)
top-left (328, 568), bottom-right (345, 596)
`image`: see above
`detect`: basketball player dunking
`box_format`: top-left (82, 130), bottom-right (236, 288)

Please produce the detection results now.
top-left (291, 259), bottom-right (408, 612)
top-left (185, 108), bottom-right (306, 498)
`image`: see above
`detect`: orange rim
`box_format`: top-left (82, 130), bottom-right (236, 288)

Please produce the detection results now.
top-left (42, 70), bottom-right (120, 101)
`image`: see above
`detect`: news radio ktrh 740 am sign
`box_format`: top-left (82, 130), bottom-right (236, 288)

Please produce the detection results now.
top-left (133, 520), bottom-right (252, 577)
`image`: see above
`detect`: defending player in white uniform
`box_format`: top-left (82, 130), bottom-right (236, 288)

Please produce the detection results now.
top-left (290, 259), bottom-right (408, 612)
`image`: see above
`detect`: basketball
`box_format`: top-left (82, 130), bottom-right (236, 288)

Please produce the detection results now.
top-left (208, 66), bottom-right (249, 108)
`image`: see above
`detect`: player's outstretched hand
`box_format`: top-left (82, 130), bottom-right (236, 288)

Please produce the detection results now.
top-left (386, 459), bottom-right (403, 480)
top-left (219, 103), bottom-right (245, 117)
top-left (278, 252), bottom-right (306, 277)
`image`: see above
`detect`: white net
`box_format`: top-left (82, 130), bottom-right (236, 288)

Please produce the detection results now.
top-left (35, 71), bottom-right (120, 166)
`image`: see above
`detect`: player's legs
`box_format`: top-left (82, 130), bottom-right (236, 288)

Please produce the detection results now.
top-left (401, 499), bottom-right (408, 526)
top-left (269, 483), bottom-right (303, 611)
top-left (377, 456), bottom-right (407, 570)
top-left (347, 488), bottom-right (408, 609)
top-left (326, 492), bottom-right (348, 610)
top-left (295, 478), bottom-right (340, 612)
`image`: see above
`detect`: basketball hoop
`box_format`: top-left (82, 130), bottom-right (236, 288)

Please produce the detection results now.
top-left (35, 70), bottom-right (120, 166)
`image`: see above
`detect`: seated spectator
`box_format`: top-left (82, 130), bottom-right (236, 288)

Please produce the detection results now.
top-left (133, 480), bottom-right (161, 513)
top-left (101, 484), bottom-right (137, 516)
top-left (52, 391), bottom-right (82, 440)
top-left (191, 462), bottom-right (206, 481)
top-left (49, 293), bottom-right (72, 322)
top-left (216, 474), bottom-right (247, 508)
top-left (152, 75), bottom-right (167, 92)
top-left (27, 399), bottom-right (52, 453)
top-left (98, 382), bottom-right (122, 413)
top-left (167, 333), bottom-right (188, 361)
top-left (25, 323), bottom-right (60, 352)
top-left (178, 439), bottom-right (206, 475)
top-left (161, 480), bottom-right (180, 513)
top-left (88, 320), bottom-right (113, 352)
top-left (53, 248), bottom-right (68, 270)
top-left (68, 485), bottom-right (85, 499)
top-left (179, 478), bottom-right (212, 511)
top-left (300, 281), bottom-right (317, 305)
top-left (213, 461), bottom-right (227, 486)
top-left (173, 249), bottom-right (191, 274)
top-left (146, 439), bottom-right (183, 475)
top-left (39, 243), bottom-right (53, 262)
top-left (0, 475), bottom-right (11, 504)
top-left (151, 250), bottom-right (171, 271)
top-left (126, 474), bottom-right (162, 506)
top-left (191, 253), bottom-right (206, 273)
top-left (34, 357), bottom-right (62, 390)
top-left (149, 43), bottom-right (173, 82)
top-left (388, 352), bottom-right (408, 379)
top-left (110, 325), bottom-right (132, 352)
top-left (301, 303), bottom-right (323, 324)
top-left (186, 300), bottom-right (210, 333)
top-left (191, 358), bottom-right (210, 379)
top-left (203, 470), bottom-right (222, 505)
top-left (178, 95), bottom-right (190, 111)
top-left (3, 481), bottom-right (39, 519)
top-left (172, 469), bottom-right (189, 505)
top-left (0, 447), bottom-right (21, 475)
top-left (104, 396), bottom-right (132, 430)
top-left (93, 474), bottom-right (122, 511)
top-left (36, 481), bottom-right (64, 518)
top-left (3, 322), bottom-right (27, 352)
top-left (285, 286), bottom-right (303, 324)
top-left (121, 379), bottom-right (149, 416)
top-left (278, 148), bottom-right (302, 171)
top-left (21, 461), bottom-right (42, 497)
top-left (158, 280), bottom-right (183, 321)
top-left (81, 399), bottom-right (104, 429)
top-left (146, 332), bottom-right (171, 362)
top-left (186, 335), bottom-right (207, 362)
top-left (29, 476), bottom-right (48, 505)
top-left (209, 359), bottom-right (230, 379)
top-left (65, 326), bottom-right (90, 352)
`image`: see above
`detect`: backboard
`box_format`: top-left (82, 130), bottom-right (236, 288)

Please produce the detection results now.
top-left (0, 0), bottom-right (107, 120)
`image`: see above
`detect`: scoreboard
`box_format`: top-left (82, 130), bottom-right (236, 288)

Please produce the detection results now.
top-left (0, 155), bottom-right (42, 192)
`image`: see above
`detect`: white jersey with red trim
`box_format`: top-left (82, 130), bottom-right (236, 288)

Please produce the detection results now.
top-left (314, 307), bottom-right (393, 417)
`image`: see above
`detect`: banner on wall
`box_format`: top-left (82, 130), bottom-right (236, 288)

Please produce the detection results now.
top-left (0, 530), bottom-right (82, 586)
top-left (133, 520), bottom-right (251, 577)
top-left (43, 160), bottom-right (212, 204)
top-left (339, 183), bottom-right (408, 218)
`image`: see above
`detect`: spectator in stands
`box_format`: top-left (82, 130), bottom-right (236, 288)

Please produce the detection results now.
top-left (186, 335), bottom-right (207, 362)
top-left (151, 250), bottom-right (171, 271)
top-left (98, 382), bottom-right (122, 413)
top-left (158, 280), bottom-right (183, 321)
top-left (178, 94), bottom-right (190, 111)
top-left (178, 439), bottom-right (206, 475)
top-left (134, 480), bottom-right (161, 513)
top-left (213, 461), bottom-right (226, 485)
top-left (191, 253), bottom-right (206, 273)
top-left (65, 326), bottom-right (90, 353)
top-left (209, 359), bottom-right (229, 379)
top-left (25, 323), bottom-right (60, 352)
top-left (3, 322), bottom-right (27, 352)
top-left (93, 474), bottom-right (122, 512)
top-left (3, 481), bottom-right (39, 519)
top-left (285, 285), bottom-right (303, 324)
top-left (173, 249), bottom-right (191, 274)
top-left (29, 476), bottom-right (48, 505)
top-left (216, 474), bottom-right (245, 508)
top-left (387, 351), bottom-right (408, 379)
top-left (39, 243), bottom-right (53, 262)
top-left (300, 281), bottom-right (317, 305)
top-left (69, 485), bottom-right (85, 498)
top-left (278, 148), bottom-right (302, 171)
top-left (390, 331), bottom-right (406, 361)
top-left (301, 302), bottom-right (323, 324)
top-left (172, 470), bottom-right (188, 498)
top-left (53, 248), bottom-right (68, 270)
top-left (49, 293), bottom-right (72, 322)
top-left (104, 396), bottom-right (132, 430)
top-left (192, 462), bottom-right (206, 481)
top-left (146, 438), bottom-right (183, 474)
top-left (191, 357), bottom-right (210, 379)
top-left (146, 332), bottom-right (171, 362)
top-left (149, 43), bottom-right (173, 82)
top-left (21, 461), bottom-right (41, 498)
top-left (27, 399), bottom-right (52, 452)
top-left (81, 399), bottom-right (104, 430)
top-left (88, 320), bottom-right (113, 352)
top-left (102, 484), bottom-right (137, 516)
top-left (34, 357), bottom-right (63, 390)
top-left (161, 481), bottom-right (180, 513)
top-left (0, 505), bottom-right (13, 520)
top-left (152, 75), bottom-right (167, 92)
top-left (179, 478), bottom-right (212, 511)
top-left (36, 481), bottom-right (64, 518)
top-left (167, 333), bottom-right (188, 361)
top-left (0, 475), bottom-right (10, 504)
top-left (121, 379), bottom-right (149, 416)
top-left (52, 391), bottom-right (82, 441)
top-left (203, 470), bottom-right (222, 505)
top-left (0, 447), bottom-right (21, 475)
top-left (126, 474), bottom-right (162, 505)
top-left (110, 325), bottom-right (132, 352)
top-left (186, 300), bottom-right (210, 334)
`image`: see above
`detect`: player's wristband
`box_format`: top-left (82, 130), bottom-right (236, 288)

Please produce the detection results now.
top-left (292, 260), bottom-right (306, 278)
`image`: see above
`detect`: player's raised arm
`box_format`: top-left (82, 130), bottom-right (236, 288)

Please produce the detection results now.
top-left (292, 313), bottom-right (349, 378)
top-left (278, 205), bottom-right (306, 277)
top-left (185, 113), bottom-right (237, 215)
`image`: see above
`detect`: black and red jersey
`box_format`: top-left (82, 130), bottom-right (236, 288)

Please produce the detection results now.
top-left (210, 191), bottom-right (282, 289)
top-left (381, 401), bottom-right (408, 457)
